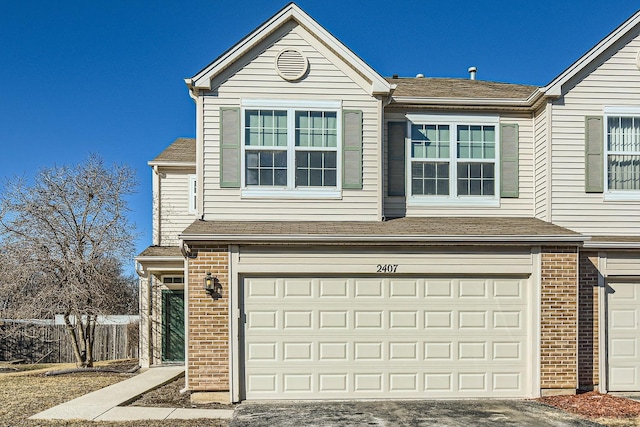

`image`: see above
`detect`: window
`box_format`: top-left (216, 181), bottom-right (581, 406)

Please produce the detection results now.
top-left (162, 276), bottom-right (184, 284)
top-left (241, 100), bottom-right (341, 196)
top-left (606, 115), bottom-right (640, 192)
top-left (407, 114), bottom-right (499, 205)
top-left (188, 175), bottom-right (196, 213)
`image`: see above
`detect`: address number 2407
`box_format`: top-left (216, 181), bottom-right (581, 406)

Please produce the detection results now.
top-left (376, 264), bottom-right (398, 273)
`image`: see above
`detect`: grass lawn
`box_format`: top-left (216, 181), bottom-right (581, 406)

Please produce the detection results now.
top-left (0, 366), bottom-right (229, 427)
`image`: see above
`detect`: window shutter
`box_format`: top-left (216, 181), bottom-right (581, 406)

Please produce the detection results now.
top-left (388, 121), bottom-right (406, 196)
top-left (500, 123), bottom-right (519, 198)
top-left (220, 107), bottom-right (241, 188)
top-left (342, 110), bottom-right (363, 189)
top-left (585, 116), bottom-right (604, 193)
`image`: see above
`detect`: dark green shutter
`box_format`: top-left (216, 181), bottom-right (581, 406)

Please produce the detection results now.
top-left (220, 107), bottom-right (241, 188)
top-left (585, 116), bottom-right (604, 193)
top-left (342, 110), bottom-right (363, 189)
top-left (500, 123), bottom-right (519, 198)
top-left (388, 121), bottom-right (406, 196)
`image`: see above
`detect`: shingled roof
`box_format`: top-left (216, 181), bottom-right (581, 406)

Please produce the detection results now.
top-left (149, 138), bottom-right (196, 164)
top-left (387, 77), bottom-right (538, 99)
top-left (137, 246), bottom-right (182, 258)
top-left (181, 217), bottom-right (582, 243)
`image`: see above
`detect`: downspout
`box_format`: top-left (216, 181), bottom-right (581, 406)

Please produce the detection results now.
top-left (180, 242), bottom-right (190, 393)
top-left (380, 85), bottom-right (397, 221)
top-left (152, 165), bottom-right (161, 245)
top-left (545, 98), bottom-right (553, 222)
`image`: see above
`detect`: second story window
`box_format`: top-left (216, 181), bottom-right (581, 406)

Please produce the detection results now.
top-left (606, 116), bottom-right (640, 192)
top-left (407, 114), bottom-right (500, 206)
top-left (241, 100), bottom-right (341, 195)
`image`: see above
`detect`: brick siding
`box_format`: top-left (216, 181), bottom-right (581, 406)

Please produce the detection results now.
top-left (540, 246), bottom-right (578, 391)
top-left (187, 244), bottom-right (229, 392)
top-left (578, 251), bottom-right (599, 390)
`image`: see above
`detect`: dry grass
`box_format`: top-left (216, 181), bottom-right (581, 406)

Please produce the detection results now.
top-left (0, 367), bottom-right (229, 427)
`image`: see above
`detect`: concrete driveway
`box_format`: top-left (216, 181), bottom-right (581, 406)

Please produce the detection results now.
top-left (230, 400), bottom-right (602, 426)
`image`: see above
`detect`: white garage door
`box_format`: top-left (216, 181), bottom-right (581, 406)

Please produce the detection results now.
top-left (241, 277), bottom-right (531, 399)
top-left (608, 282), bottom-right (640, 391)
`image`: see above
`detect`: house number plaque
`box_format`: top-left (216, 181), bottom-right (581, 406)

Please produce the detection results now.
top-left (376, 264), bottom-right (398, 273)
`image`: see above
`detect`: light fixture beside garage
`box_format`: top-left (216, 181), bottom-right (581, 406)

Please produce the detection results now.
top-left (204, 272), bottom-right (223, 300)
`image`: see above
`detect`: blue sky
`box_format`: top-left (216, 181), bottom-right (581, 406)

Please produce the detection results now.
top-left (2, 0), bottom-right (639, 263)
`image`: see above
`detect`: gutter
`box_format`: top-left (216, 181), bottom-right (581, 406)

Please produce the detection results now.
top-left (583, 241), bottom-right (640, 249)
top-left (148, 161), bottom-right (196, 168)
top-left (389, 88), bottom-right (547, 110)
top-left (134, 256), bottom-right (185, 262)
top-left (179, 233), bottom-right (585, 244)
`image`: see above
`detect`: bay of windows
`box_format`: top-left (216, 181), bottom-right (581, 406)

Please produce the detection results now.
top-left (409, 118), bottom-right (497, 201)
top-left (243, 107), bottom-right (338, 190)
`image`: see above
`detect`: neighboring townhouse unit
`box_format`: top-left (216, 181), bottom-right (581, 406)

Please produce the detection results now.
top-left (135, 3), bottom-right (640, 401)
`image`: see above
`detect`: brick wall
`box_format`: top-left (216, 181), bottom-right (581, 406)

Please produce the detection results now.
top-left (187, 244), bottom-right (230, 392)
top-left (540, 246), bottom-right (578, 392)
top-left (578, 251), bottom-right (599, 390)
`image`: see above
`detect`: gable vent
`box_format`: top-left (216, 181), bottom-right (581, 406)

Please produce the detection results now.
top-left (275, 49), bottom-right (308, 81)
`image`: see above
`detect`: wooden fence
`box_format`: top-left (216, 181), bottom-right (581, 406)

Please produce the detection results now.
top-left (0, 322), bottom-right (139, 363)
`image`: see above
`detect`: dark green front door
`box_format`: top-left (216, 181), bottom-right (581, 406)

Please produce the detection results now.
top-left (162, 290), bottom-right (185, 362)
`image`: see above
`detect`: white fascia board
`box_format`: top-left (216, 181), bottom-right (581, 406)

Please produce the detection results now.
top-left (392, 96), bottom-right (535, 108)
top-left (290, 7), bottom-right (390, 95)
top-left (190, 4), bottom-right (390, 96)
top-left (147, 161), bottom-right (196, 168)
top-left (542, 11), bottom-right (640, 96)
top-left (583, 241), bottom-right (640, 249)
top-left (180, 234), bottom-right (585, 244)
top-left (134, 256), bottom-right (185, 262)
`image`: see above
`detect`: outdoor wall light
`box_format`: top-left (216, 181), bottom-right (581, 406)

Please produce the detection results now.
top-left (204, 272), bottom-right (223, 300)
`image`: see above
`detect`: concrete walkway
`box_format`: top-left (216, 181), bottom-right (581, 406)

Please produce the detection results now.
top-left (29, 366), bottom-right (234, 422)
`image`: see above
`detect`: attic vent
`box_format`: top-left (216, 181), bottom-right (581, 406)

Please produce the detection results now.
top-left (275, 49), bottom-right (308, 81)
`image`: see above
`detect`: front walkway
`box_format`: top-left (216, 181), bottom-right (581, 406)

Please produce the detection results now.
top-left (29, 366), bottom-right (234, 421)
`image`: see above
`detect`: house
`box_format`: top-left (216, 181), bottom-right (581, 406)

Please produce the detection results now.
top-left (135, 3), bottom-right (640, 401)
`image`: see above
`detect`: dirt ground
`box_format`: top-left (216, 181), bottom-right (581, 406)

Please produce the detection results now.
top-left (129, 376), bottom-right (236, 410)
top-left (538, 391), bottom-right (640, 426)
top-left (0, 361), bottom-right (228, 427)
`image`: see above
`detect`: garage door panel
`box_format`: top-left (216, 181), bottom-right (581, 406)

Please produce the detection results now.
top-left (242, 277), bottom-right (531, 399)
top-left (608, 282), bottom-right (640, 391)
top-left (245, 368), bottom-right (528, 398)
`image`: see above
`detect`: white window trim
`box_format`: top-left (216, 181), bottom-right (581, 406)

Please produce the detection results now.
top-left (603, 107), bottom-right (640, 201)
top-left (188, 174), bottom-right (197, 213)
top-left (240, 99), bottom-right (342, 199)
top-left (405, 113), bottom-right (500, 207)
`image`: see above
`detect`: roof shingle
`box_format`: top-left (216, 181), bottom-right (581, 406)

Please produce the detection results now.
top-left (387, 77), bottom-right (538, 99)
top-left (151, 138), bottom-right (196, 163)
top-left (137, 246), bottom-right (182, 257)
top-left (181, 217), bottom-right (581, 242)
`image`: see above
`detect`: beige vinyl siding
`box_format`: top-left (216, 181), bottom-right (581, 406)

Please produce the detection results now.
top-left (201, 22), bottom-right (381, 221)
top-left (533, 104), bottom-right (549, 220)
top-left (383, 110), bottom-right (535, 218)
top-left (606, 252), bottom-right (640, 276)
top-left (550, 32), bottom-right (640, 235)
top-left (159, 168), bottom-right (196, 245)
top-left (235, 246), bottom-right (533, 275)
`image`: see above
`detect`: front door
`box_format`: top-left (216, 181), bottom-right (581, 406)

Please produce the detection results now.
top-left (162, 290), bottom-right (185, 362)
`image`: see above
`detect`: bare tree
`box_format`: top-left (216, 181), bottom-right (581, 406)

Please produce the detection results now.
top-left (0, 155), bottom-right (137, 367)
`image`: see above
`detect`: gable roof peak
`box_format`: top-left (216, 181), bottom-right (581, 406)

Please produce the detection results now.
top-left (187, 3), bottom-right (390, 96)
top-left (543, 9), bottom-right (640, 96)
